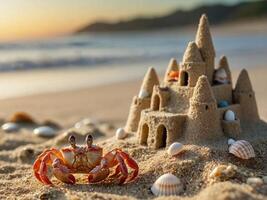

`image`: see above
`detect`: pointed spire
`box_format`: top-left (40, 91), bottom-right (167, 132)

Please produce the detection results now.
top-left (140, 67), bottom-right (159, 97)
top-left (234, 69), bottom-right (253, 93)
top-left (183, 41), bottom-right (203, 63)
top-left (191, 75), bottom-right (216, 103)
top-left (164, 58), bottom-right (179, 82)
top-left (218, 55), bottom-right (232, 84)
top-left (195, 14), bottom-right (215, 59)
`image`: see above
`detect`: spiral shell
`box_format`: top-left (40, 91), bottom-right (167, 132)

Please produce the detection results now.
top-left (151, 173), bottom-right (183, 196)
top-left (229, 140), bottom-right (255, 159)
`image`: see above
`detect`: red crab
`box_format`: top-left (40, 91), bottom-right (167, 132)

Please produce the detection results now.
top-left (33, 134), bottom-right (138, 185)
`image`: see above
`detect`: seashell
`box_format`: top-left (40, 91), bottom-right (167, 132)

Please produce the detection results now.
top-left (1, 122), bottom-right (19, 133)
top-left (167, 142), bottom-right (184, 156)
top-left (209, 164), bottom-right (237, 179)
top-left (214, 68), bottom-right (228, 84)
top-left (224, 110), bottom-right (235, 121)
top-left (229, 140), bottom-right (255, 159)
top-left (209, 165), bottom-right (227, 178)
top-left (138, 89), bottom-right (149, 99)
top-left (82, 118), bottom-right (98, 126)
top-left (228, 138), bottom-right (236, 146)
top-left (8, 112), bottom-right (35, 124)
top-left (247, 177), bottom-right (263, 186)
top-left (151, 173), bottom-right (183, 196)
top-left (218, 100), bottom-right (229, 108)
top-left (33, 126), bottom-right (56, 138)
top-left (115, 128), bottom-right (127, 140)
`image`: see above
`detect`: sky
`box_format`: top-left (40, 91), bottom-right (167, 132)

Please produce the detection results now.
top-left (0, 0), bottom-right (249, 42)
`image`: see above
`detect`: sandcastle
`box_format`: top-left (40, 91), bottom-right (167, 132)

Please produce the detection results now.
top-left (124, 14), bottom-right (260, 149)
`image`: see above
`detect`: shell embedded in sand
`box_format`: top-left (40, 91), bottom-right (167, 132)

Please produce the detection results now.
top-left (247, 177), bottom-right (264, 186)
top-left (1, 122), bottom-right (19, 133)
top-left (33, 126), bottom-right (56, 137)
top-left (138, 89), bottom-right (149, 99)
top-left (151, 173), bottom-right (183, 196)
top-left (214, 68), bottom-right (228, 84)
top-left (8, 112), bottom-right (35, 123)
top-left (115, 128), bottom-right (127, 140)
top-left (209, 164), bottom-right (236, 179)
top-left (167, 142), bottom-right (184, 156)
top-left (229, 140), bottom-right (255, 159)
top-left (224, 110), bottom-right (235, 121)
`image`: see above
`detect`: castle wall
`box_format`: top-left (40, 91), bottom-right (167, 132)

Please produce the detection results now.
top-left (125, 96), bottom-right (151, 133)
top-left (212, 84), bottom-right (233, 104)
top-left (221, 119), bottom-right (241, 139)
top-left (151, 86), bottom-right (170, 111)
top-left (138, 110), bottom-right (186, 149)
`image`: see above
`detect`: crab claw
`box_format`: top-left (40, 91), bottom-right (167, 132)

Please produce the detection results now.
top-left (52, 159), bottom-right (76, 184)
top-left (88, 166), bottom-right (110, 183)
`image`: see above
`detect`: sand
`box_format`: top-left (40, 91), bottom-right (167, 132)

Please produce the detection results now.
top-left (0, 67), bottom-right (267, 200)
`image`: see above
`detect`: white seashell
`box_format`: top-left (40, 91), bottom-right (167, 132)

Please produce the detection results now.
top-left (214, 68), bottom-right (228, 84)
top-left (224, 110), bottom-right (236, 121)
top-left (229, 140), bottom-right (255, 159)
top-left (115, 128), bottom-right (127, 140)
top-left (228, 138), bottom-right (236, 145)
top-left (247, 177), bottom-right (263, 186)
top-left (74, 122), bottom-right (83, 129)
top-left (1, 122), bottom-right (19, 133)
top-left (33, 126), bottom-right (56, 137)
top-left (167, 142), bottom-right (184, 156)
top-left (151, 173), bottom-right (183, 196)
top-left (138, 89), bottom-right (149, 99)
top-left (82, 118), bottom-right (98, 126)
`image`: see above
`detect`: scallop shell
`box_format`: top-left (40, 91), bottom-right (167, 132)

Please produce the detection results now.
top-left (224, 110), bottom-right (235, 121)
top-left (167, 142), bottom-right (184, 156)
top-left (33, 126), bottom-right (56, 138)
top-left (138, 89), bottom-right (149, 99)
top-left (1, 122), bottom-right (19, 133)
top-left (151, 173), bottom-right (183, 196)
top-left (214, 68), bottom-right (228, 84)
top-left (115, 128), bottom-right (127, 140)
top-left (229, 140), bottom-right (255, 159)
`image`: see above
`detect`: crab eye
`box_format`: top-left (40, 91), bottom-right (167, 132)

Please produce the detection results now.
top-left (85, 134), bottom-right (93, 147)
top-left (68, 135), bottom-right (76, 145)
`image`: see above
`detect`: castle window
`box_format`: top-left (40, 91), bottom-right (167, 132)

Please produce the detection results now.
top-left (155, 125), bottom-right (167, 148)
top-left (205, 105), bottom-right (209, 110)
top-left (180, 71), bottom-right (189, 86)
top-left (140, 123), bottom-right (149, 145)
top-left (151, 94), bottom-right (160, 111)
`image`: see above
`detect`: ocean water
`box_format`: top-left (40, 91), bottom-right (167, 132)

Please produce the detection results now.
top-left (0, 30), bottom-right (266, 72)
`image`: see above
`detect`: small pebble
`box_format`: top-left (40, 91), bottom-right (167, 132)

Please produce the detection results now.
top-left (224, 110), bottom-right (236, 121)
top-left (167, 142), bottom-right (184, 157)
top-left (1, 122), bottom-right (19, 133)
top-left (218, 100), bottom-right (229, 108)
top-left (247, 177), bottom-right (264, 186)
top-left (228, 138), bottom-right (236, 145)
top-left (33, 126), bottom-right (56, 137)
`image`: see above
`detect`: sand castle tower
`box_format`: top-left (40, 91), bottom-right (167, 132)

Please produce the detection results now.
top-left (217, 56), bottom-right (232, 85)
top-left (164, 58), bottom-right (179, 83)
top-left (124, 14), bottom-right (262, 149)
top-left (179, 42), bottom-right (206, 87)
top-left (185, 76), bottom-right (223, 143)
top-left (195, 14), bottom-right (215, 84)
top-left (125, 67), bottom-right (159, 133)
top-left (233, 69), bottom-right (259, 122)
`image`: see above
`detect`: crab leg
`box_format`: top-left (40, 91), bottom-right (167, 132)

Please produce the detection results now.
top-left (88, 165), bottom-right (110, 183)
top-left (115, 153), bottom-right (128, 184)
top-left (118, 150), bottom-right (139, 183)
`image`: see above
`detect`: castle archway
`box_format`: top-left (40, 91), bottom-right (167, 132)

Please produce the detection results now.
top-left (140, 123), bottom-right (149, 145)
top-left (155, 124), bottom-right (167, 148)
top-left (180, 71), bottom-right (189, 86)
top-left (152, 94), bottom-right (160, 111)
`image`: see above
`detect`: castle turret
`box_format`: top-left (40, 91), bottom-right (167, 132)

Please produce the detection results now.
top-left (164, 58), bottom-right (179, 83)
top-left (233, 69), bottom-right (259, 122)
top-left (217, 55), bottom-right (232, 84)
top-left (185, 75), bottom-right (223, 143)
top-left (195, 14), bottom-right (215, 84)
top-left (179, 42), bottom-right (206, 87)
top-left (125, 67), bottom-right (159, 133)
